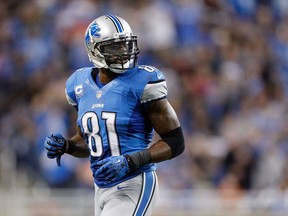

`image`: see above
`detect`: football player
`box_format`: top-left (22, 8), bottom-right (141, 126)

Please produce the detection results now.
top-left (44, 14), bottom-right (185, 216)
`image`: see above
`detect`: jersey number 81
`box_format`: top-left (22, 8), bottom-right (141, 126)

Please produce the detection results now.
top-left (81, 111), bottom-right (120, 157)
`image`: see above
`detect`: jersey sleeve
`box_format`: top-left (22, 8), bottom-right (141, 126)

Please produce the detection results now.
top-left (65, 71), bottom-right (78, 107)
top-left (140, 66), bottom-right (168, 104)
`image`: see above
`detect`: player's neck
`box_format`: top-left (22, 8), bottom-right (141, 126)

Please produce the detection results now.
top-left (98, 68), bottom-right (119, 84)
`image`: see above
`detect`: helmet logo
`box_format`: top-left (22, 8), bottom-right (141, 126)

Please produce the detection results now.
top-left (85, 22), bottom-right (101, 45)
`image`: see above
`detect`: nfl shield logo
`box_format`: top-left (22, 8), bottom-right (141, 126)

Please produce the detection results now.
top-left (96, 90), bottom-right (102, 99)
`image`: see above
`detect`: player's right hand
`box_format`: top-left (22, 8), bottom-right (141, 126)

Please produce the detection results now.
top-left (44, 134), bottom-right (67, 166)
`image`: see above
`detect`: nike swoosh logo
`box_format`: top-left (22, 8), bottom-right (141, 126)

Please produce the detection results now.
top-left (157, 73), bottom-right (163, 79)
top-left (117, 185), bottom-right (128, 190)
top-left (114, 159), bottom-right (121, 163)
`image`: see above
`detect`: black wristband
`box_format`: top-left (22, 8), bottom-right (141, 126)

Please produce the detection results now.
top-left (125, 155), bottom-right (136, 170)
top-left (66, 140), bottom-right (76, 154)
top-left (125, 149), bottom-right (151, 170)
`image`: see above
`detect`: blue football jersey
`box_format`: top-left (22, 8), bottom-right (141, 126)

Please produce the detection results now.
top-left (65, 65), bottom-right (167, 187)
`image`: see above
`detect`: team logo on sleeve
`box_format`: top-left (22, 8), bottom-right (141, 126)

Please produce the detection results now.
top-left (75, 85), bottom-right (84, 98)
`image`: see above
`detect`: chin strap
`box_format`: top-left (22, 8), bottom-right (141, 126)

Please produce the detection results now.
top-left (108, 60), bottom-right (131, 74)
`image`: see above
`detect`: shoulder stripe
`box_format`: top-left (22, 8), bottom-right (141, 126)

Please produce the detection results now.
top-left (147, 79), bottom-right (165, 84)
top-left (106, 14), bottom-right (124, 33)
top-left (141, 81), bottom-right (167, 104)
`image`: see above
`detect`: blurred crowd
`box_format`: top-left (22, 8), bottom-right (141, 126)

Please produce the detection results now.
top-left (1, 0), bottom-right (288, 204)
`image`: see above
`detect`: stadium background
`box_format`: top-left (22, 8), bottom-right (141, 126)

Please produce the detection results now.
top-left (1, 0), bottom-right (288, 215)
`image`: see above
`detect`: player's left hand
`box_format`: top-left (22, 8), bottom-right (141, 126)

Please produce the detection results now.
top-left (92, 156), bottom-right (130, 183)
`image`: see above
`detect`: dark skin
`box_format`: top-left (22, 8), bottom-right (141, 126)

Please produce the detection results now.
top-left (65, 68), bottom-right (180, 163)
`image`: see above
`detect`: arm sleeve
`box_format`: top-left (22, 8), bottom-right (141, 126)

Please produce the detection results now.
top-left (161, 127), bottom-right (185, 158)
top-left (65, 74), bottom-right (78, 108)
top-left (65, 88), bottom-right (77, 106)
top-left (141, 69), bottom-right (168, 104)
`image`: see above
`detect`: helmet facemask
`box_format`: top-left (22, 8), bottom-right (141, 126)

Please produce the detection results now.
top-left (95, 36), bottom-right (140, 73)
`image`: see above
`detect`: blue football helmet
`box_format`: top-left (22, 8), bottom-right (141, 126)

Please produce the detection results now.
top-left (84, 15), bottom-right (140, 74)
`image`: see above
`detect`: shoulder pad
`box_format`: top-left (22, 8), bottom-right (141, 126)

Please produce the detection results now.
top-left (65, 67), bottom-right (93, 107)
top-left (137, 65), bottom-right (167, 103)
top-left (137, 65), bottom-right (165, 82)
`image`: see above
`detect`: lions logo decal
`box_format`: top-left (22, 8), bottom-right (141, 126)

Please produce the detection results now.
top-left (85, 22), bottom-right (101, 46)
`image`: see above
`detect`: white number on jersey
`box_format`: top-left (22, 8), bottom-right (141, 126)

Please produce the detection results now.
top-left (81, 112), bottom-right (120, 157)
top-left (138, 65), bottom-right (155, 72)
